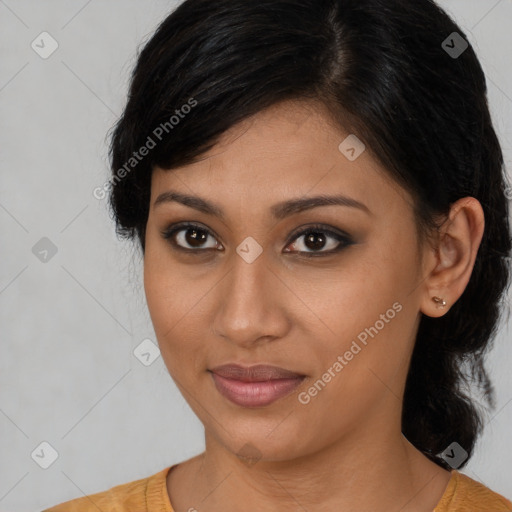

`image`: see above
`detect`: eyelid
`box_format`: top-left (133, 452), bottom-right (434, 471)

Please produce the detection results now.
top-left (285, 223), bottom-right (352, 247)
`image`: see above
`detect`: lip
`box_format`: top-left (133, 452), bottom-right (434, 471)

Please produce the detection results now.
top-left (210, 363), bottom-right (305, 381)
top-left (209, 364), bottom-right (306, 407)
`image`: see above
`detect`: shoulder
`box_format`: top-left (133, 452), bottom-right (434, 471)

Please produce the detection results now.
top-left (436, 470), bottom-right (512, 512)
top-left (41, 467), bottom-right (171, 512)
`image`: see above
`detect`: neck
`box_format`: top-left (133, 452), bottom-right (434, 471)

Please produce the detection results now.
top-left (188, 417), bottom-right (450, 512)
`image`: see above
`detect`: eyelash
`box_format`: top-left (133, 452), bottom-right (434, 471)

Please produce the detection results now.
top-left (160, 222), bottom-right (354, 258)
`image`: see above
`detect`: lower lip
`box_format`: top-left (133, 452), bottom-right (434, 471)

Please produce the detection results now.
top-left (210, 372), bottom-right (305, 407)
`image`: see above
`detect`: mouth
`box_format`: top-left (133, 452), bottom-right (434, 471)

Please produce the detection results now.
top-left (208, 363), bottom-right (306, 407)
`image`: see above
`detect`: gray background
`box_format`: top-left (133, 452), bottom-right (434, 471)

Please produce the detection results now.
top-left (0, 1), bottom-right (511, 510)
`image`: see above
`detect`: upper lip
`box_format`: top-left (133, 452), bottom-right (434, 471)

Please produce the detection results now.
top-left (210, 363), bottom-right (305, 382)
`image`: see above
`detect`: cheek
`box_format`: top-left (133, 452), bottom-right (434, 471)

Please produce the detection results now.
top-left (293, 247), bottom-right (414, 348)
top-left (144, 233), bottom-right (189, 328)
top-left (294, 301), bottom-right (414, 443)
top-left (308, 294), bottom-right (410, 383)
top-left (143, 253), bottom-right (210, 374)
top-left (144, 252), bottom-right (181, 343)
top-left (297, 231), bottom-right (419, 391)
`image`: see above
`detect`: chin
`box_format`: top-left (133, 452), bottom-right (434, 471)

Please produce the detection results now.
top-left (212, 423), bottom-right (311, 464)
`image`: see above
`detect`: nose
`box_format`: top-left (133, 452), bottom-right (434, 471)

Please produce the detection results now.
top-left (211, 250), bottom-right (290, 348)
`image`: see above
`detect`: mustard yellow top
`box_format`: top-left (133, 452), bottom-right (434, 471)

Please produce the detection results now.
top-left (42, 464), bottom-right (512, 512)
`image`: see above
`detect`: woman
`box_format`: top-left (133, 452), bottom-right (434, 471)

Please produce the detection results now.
top-left (44, 0), bottom-right (512, 510)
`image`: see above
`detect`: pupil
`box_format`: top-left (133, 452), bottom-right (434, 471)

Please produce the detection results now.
top-left (186, 228), bottom-right (207, 247)
top-left (305, 232), bottom-right (325, 250)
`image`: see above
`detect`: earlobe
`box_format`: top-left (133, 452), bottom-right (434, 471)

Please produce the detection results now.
top-left (422, 294), bottom-right (450, 318)
top-left (432, 296), bottom-right (447, 309)
top-left (420, 197), bottom-right (485, 318)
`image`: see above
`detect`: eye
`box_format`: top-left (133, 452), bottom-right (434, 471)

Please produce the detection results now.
top-left (284, 224), bottom-right (354, 257)
top-left (160, 222), bottom-right (354, 256)
top-left (161, 222), bottom-right (221, 252)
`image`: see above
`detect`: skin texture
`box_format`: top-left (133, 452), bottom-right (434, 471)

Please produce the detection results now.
top-left (143, 99), bottom-right (485, 512)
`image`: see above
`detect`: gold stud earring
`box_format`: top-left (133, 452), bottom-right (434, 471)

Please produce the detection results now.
top-left (432, 296), bottom-right (447, 308)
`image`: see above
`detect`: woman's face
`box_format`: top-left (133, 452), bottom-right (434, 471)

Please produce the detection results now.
top-left (144, 99), bottom-right (428, 462)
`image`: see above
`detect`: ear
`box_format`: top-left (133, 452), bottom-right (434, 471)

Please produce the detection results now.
top-left (420, 197), bottom-right (485, 318)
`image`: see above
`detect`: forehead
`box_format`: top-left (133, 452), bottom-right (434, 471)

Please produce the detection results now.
top-left (149, 99), bottom-right (411, 219)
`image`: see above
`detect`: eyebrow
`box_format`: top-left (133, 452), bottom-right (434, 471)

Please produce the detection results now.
top-left (153, 190), bottom-right (371, 220)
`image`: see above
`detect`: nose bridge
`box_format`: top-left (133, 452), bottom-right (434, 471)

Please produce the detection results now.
top-left (213, 246), bottom-right (285, 345)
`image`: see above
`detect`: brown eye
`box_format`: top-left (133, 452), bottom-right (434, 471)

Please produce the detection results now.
top-left (284, 224), bottom-right (354, 257)
top-left (161, 222), bottom-right (353, 257)
top-left (295, 231), bottom-right (332, 251)
top-left (161, 223), bottom-right (221, 251)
